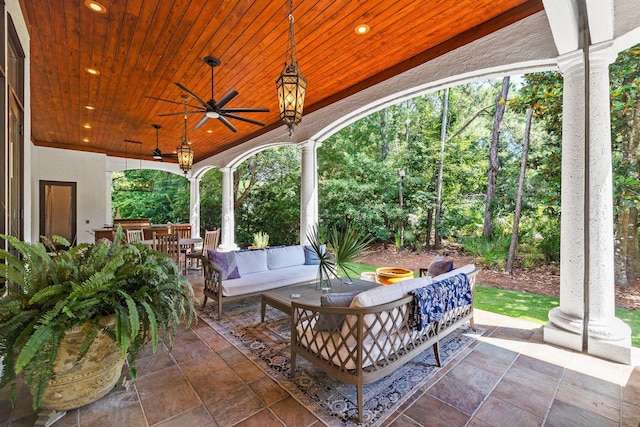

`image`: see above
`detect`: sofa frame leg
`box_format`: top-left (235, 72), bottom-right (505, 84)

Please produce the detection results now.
top-left (433, 341), bottom-right (442, 367)
top-left (357, 384), bottom-right (363, 423)
top-left (470, 317), bottom-right (476, 332)
top-left (202, 296), bottom-right (208, 308)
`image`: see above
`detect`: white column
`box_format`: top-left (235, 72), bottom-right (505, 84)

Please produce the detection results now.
top-left (299, 140), bottom-right (321, 244)
top-left (189, 176), bottom-right (201, 238)
top-left (544, 44), bottom-right (632, 364)
top-left (105, 172), bottom-right (113, 225)
top-left (219, 167), bottom-right (238, 251)
top-left (545, 50), bottom-right (586, 351)
top-left (585, 42), bottom-right (631, 364)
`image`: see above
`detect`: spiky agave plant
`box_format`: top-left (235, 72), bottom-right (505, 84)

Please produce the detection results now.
top-left (329, 225), bottom-right (373, 281)
top-left (0, 227), bottom-right (196, 409)
top-left (305, 225), bottom-right (336, 290)
top-left (306, 224), bottom-right (372, 287)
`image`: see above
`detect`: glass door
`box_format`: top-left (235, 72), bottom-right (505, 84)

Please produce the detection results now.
top-left (39, 181), bottom-right (77, 246)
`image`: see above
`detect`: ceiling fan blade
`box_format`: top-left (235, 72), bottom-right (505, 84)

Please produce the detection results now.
top-left (124, 139), bottom-right (144, 144)
top-left (175, 82), bottom-right (211, 110)
top-left (145, 95), bottom-right (204, 110)
top-left (218, 116), bottom-right (238, 133)
top-left (194, 115), bottom-right (210, 129)
top-left (222, 113), bottom-right (265, 127)
top-left (157, 110), bottom-right (205, 117)
top-left (221, 107), bottom-right (270, 113)
top-left (215, 90), bottom-right (239, 109)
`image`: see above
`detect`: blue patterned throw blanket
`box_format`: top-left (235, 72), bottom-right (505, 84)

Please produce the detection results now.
top-left (408, 273), bottom-right (472, 331)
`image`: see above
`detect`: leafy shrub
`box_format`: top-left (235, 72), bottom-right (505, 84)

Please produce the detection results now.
top-left (462, 235), bottom-right (511, 268)
top-left (538, 229), bottom-right (560, 262)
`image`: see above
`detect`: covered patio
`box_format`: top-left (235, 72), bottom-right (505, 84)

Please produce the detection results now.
top-left (2, 0), bottom-right (640, 424)
top-left (2, 275), bottom-right (639, 426)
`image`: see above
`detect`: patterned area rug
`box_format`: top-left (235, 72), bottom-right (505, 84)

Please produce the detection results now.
top-left (198, 296), bottom-right (484, 427)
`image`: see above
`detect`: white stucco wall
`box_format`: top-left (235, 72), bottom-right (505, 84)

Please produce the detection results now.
top-left (31, 147), bottom-right (109, 244)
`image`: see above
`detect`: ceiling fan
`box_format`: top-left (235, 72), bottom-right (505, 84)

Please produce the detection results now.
top-left (150, 124), bottom-right (177, 161)
top-left (147, 56), bottom-right (269, 133)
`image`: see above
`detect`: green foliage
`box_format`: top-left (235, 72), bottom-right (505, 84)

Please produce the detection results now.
top-left (462, 235), bottom-right (511, 269)
top-left (112, 170), bottom-right (189, 224)
top-left (235, 147), bottom-right (301, 245)
top-left (0, 227), bottom-right (196, 409)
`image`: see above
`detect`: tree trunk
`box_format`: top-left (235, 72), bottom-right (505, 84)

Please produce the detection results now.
top-left (483, 76), bottom-right (510, 239)
top-left (380, 108), bottom-right (389, 157)
top-left (425, 207), bottom-right (434, 248)
top-left (615, 206), bottom-right (639, 286)
top-left (506, 108), bottom-right (533, 274)
top-left (434, 88), bottom-right (449, 249)
top-left (233, 157), bottom-right (259, 212)
top-left (614, 96), bottom-right (640, 287)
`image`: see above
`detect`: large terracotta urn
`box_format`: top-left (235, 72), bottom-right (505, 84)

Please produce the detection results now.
top-left (38, 316), bottom-right (125, 410)
top-left (376, 267), bottom-right (414, 285)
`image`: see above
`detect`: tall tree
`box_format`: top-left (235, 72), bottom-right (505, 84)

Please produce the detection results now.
top-left (483, 76), bottom-right (510, 239)
top-left (434, 88), bottom-right (449, 249)
top-left (506, 108), bottom-right (534, 273)
top-left (610, 46), bottom-right (640, 286)
top-left (380, 108), bottom-right (390, 157)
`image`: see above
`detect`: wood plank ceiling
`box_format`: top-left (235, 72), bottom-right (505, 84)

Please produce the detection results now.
top-left (19, 0), bottom-right (543, 164)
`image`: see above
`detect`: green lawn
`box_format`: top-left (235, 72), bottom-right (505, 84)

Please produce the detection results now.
top-left (351, 263), bottom-right (640, 347)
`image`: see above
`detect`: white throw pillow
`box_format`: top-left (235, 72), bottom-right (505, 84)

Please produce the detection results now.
top-left (235, 249), bottom-right (268, 275)
top-left (267, 245), bottom-right (306, 270)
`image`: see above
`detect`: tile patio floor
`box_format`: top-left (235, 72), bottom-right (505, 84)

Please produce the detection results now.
top-left (2, 273), bottom-right (639, 426)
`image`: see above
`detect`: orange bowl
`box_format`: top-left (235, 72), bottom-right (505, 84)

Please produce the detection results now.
top-left (375, 267), bottom-right (414, 285)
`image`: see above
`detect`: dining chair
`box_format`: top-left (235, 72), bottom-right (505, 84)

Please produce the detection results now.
top-left (152, 232), bottom-right (183, 274)
top-left (186, 229), bottom-right (220, 271)
top-left (126, 229), bottom-right (144, 243)
top-left (172, 224), bottom-right (194, 270)
top-left (143, 227), bottom-right (171, 240)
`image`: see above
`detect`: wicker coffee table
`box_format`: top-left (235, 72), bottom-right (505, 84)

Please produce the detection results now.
top-left (260, 278), bottom-right (380, 322)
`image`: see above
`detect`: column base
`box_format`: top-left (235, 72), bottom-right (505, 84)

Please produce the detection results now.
top-left (217, 243), bottom-right (239, 252)
top-left (544, 322), bottom-right (583, 352)
top-left (544, 308), bottom-right (632, 364)
top-left (587, 317), bottom-right (632, 364)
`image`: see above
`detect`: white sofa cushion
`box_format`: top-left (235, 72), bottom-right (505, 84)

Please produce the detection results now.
top-left (340, 264), bottom-right (475, 347)
top-left (267, 245), bottom-right (306, 270)
top-left (235, 249), bottom-right (268, 275)
top-left (221, 264), bottom-right (318, 296)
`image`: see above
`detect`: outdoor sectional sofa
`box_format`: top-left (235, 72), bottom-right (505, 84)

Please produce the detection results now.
top-left (290, 264), bottom-right (478, 423)
top-left (202, 245), bottom-right (319, 319)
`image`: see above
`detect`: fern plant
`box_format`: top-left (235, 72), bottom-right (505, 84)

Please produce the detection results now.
top-left (0, 227), bottom-right (196, 410)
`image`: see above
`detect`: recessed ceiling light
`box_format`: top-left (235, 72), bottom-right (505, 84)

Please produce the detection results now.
top-left (85, 68), bottom-right (100, 75)
top-left (84, 0), bottom-right (107, 13)
top-left (355, 24), bottom-right (370, 35)
top-left (206, 129), bottom-right (213, 134)
top-left (83, 123), bottom-right (92, 129)
top-left (84, 105), bottom-right (95, 110)
top-left (82, 137), bottom-right (90, 143)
